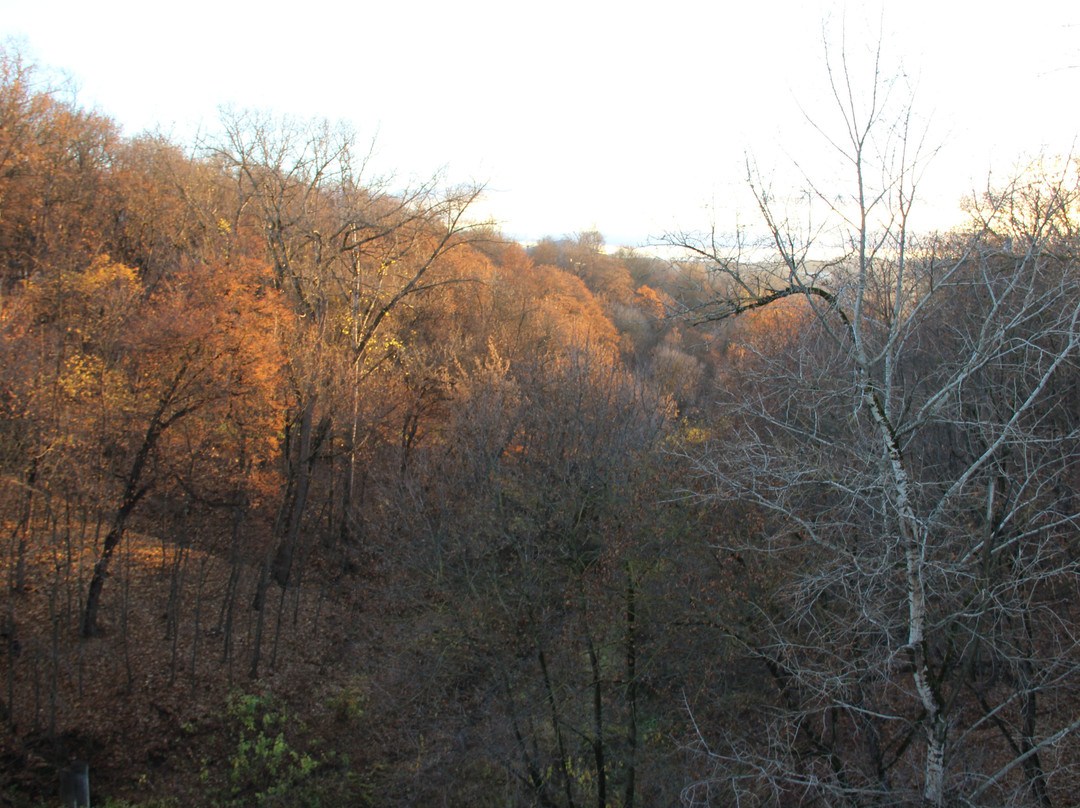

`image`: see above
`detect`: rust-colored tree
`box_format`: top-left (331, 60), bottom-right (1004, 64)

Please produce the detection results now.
top-left (55, 256), bottom-right (288, 637)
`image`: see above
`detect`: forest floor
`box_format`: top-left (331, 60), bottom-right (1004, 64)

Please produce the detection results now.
top-left (0, 512), bottom-right (425, 807)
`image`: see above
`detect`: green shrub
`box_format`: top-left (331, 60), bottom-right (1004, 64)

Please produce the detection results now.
top-left (201, 690), bottom-right (372, 808)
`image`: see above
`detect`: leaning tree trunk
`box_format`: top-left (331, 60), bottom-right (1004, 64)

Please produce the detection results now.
top-left (79, 436), bottom-right (155, 638)
top-left (80, 378), bottom-right (194, 638)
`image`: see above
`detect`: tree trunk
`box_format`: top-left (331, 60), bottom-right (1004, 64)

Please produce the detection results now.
top-left (79, 487), bottom-right (145, 638)
top-left (80, 377), bottom-right (187, 637)
top-left (623, 567), bottom-right (637, 808)
top-left (251, 397), bottom-right (318, 677)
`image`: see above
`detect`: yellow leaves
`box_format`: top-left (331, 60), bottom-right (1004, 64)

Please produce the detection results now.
top-left (673, 423), bottom-right (712, 446)
top-left (56, 352), bottom-right (106, 400)
top-left (26, 255), bottom-right (140, 304)
top-left (24, 255), bottom-right (142, 342)
top-left (79, 255), bottom-right (140, 296)
top-left (360, 335), bottom-right (406, 373)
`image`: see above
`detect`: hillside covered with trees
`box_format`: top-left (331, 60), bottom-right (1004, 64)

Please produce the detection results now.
top-left (1, 41), bottom-right (1079, 808)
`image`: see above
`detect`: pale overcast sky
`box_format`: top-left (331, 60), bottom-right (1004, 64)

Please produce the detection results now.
top-left (2, 0), bottom-right (1077, 246)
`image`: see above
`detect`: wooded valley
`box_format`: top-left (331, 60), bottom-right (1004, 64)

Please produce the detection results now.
top-left (1, 43), bottom-right (1079, 807)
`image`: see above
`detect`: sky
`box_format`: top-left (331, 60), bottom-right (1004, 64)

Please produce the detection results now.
top-left (2, 0), bottom-right (1078, 247)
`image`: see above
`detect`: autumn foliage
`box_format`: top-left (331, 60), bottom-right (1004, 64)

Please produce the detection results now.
top-left (2, 44), bottom-right (1079, 808)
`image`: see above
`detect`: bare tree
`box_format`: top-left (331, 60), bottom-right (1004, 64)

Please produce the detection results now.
top-left (669, 35), bottom-right (1080, 808)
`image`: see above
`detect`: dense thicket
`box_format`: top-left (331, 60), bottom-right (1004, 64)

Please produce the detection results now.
top-left (1, 44), bottom-right (1078, 808)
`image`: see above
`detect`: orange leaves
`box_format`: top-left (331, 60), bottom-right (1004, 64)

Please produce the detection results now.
top-left (0, 47), bottom-right (119, 288)
top-left (725, 293), bottom-right (815, 362)
top-left (132, 258), bottom-right (288, 483)
top-left (9, 246), bottom-right (288, 510)
top-left (635, 284), bottom-right (667, 319)
top-left (512, 263), bottom-right (621, 356)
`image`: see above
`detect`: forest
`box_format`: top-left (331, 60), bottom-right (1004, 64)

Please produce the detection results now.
top-left (1, 40), bottom-right (1079, 808)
